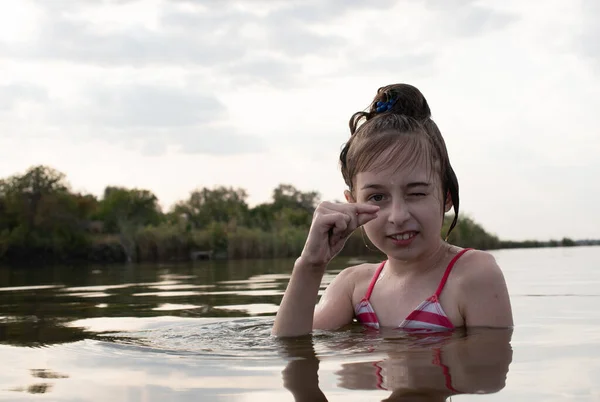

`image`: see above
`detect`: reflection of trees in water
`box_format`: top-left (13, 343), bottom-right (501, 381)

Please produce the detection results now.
top-left (8, 369), bottom-right (69, 395)
top-left (0, 257), bottom-right (380, 346)
top-left (10, 383), bottom-right (53, 394)
top-left (0, 318), bottom-right (91, 347)
top-left (0, 258), bottom-right (310, 346)
top-left (30, 369), bottom-right (69, 379)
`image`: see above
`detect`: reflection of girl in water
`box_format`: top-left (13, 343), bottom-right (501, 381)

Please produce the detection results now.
top-left (272, 83), bottom-right (513, 338)
top-left (279, 328), bottom-right (513, 402)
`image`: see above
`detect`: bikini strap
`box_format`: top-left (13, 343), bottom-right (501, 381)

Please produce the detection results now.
top-left (365, 260), bottom-right (386, 300)
top-left (434, 248), bottom-right (472, 297)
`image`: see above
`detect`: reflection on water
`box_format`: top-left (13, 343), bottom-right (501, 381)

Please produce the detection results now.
top-left (0, 258), bottom-right (304, 347)
top-left (279, 328), bottom-right (512, 401)
top-left (0, 247), bottom-right (599, 401)
top-left (8, 369), bottom-right (69, 395)
top-left (1, 317), bottom-right (513, 401)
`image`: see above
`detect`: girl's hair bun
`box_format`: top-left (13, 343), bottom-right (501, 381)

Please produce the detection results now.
top-left (371, 84), bottom-right (431, 121)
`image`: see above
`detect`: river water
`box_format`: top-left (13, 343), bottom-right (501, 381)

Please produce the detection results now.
top-left (1, 246), bottom-right (599, 401)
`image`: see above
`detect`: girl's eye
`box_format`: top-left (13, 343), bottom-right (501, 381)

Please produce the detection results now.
top-left (409, 193), bottom-right (427, 197)
top-left (368, 194), bottom-right (385, 202)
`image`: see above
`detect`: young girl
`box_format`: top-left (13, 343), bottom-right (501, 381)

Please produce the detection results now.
top-left (272, 83), bottom-right (513, 337)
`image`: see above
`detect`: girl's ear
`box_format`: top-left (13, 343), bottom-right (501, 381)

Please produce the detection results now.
top-left (444, 191), bottom-right (453, 213)
top-left (344, 190), bottom-right (356, 203)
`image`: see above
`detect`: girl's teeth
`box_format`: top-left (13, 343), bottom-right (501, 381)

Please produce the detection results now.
top-left (393, 233), bottom-right (414, 240)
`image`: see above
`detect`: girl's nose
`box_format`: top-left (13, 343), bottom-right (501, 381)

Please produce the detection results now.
top-left (388, 199), bottom-right (410, 225)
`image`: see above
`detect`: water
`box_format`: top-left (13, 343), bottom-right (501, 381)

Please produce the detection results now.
top-left (0, 247), bottom-right (599, 401)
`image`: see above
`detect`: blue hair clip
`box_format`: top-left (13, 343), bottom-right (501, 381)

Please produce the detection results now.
top-left (375, 97), bottom-right (397, 113)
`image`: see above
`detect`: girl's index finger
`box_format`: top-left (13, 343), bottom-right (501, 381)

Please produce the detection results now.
top-left (356, 212), bottom-right (378, 227)
top-left (350, 203), bottom-right (380, 215)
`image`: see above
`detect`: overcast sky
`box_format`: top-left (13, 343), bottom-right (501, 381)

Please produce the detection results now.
top-left (0, 0), bottom-right (598, 241)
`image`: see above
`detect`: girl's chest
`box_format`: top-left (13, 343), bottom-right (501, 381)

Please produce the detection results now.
top-left (355, 278), bottom-right (465, 328)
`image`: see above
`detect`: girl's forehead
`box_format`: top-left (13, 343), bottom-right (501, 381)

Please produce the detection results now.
top-left (356, 169), bottom-right (432, 188)
top-left (356, 158), bottom-right (437, 186)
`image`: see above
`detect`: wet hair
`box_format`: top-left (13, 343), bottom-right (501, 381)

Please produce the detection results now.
top-left (339, 83), bottom-right (460, 237)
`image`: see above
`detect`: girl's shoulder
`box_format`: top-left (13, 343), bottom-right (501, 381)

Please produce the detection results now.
top-left (451, 247), bottom-right (500, 269)
top-left (338, 260), bottom-right (382, 283)
top-left (317, 261), bottom-right (381, 309)
top-left (448, 248), bottom-right (506, 289)
top-left (334, 261), bottom-right (383, 302)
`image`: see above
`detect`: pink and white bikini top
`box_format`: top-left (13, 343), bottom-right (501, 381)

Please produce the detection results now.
top-left (354, 248), bottom-right (471, 332)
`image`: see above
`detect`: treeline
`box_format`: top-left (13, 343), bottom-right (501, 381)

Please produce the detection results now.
top-left (0, 165), bottom-right (583, 265)
top-left (441, 218), bottom-right (580, 250)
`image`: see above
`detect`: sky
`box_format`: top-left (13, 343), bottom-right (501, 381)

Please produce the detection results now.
top-left (0, 0), bottom-right (598, 242)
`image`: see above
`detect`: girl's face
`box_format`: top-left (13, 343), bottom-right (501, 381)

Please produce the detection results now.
top-left (349, 154), bottom-right (451, 262)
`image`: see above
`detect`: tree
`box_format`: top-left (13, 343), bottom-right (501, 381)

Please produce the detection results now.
top-left (272, 184), bottom-right (320, 213)
top-left (0, 166), bottom-right (91, 260)
top-left (561, 237), bottom-right (575, 247)
top-left (0, 165), bottom-right (70, 231)
top-left (244, 184), bottom-right (321, 230)
top-left (443, 215), bottom-right (501, 250)
top-left (172, 186), bottom-right (249, 229)
top-left (97, 186), bottom-right (163, 233)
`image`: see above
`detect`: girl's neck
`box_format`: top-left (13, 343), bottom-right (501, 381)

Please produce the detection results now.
top-left (386, 240), bottom-right (452, 278)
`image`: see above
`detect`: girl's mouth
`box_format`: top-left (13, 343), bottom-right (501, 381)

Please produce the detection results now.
top-left (388, 231), bottom-right (418, 241)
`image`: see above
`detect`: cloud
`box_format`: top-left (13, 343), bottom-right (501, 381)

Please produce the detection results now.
top-left (172, 127), bottom-right (266, 155)
top-left (5, 1), bottom-right (355, 66)
top-left (0, 83), bottom-right (47, 110)
top-left (131, 127), bottom-right (265, 157)
top-left (423, 0), bottom-right (518, 36)
top-left (1, 0), bottom-right (519, 91)
top-left (579, 0), bottom-right (600, 67)
top-left (42, 84), bottom-right (266, 156)
top-left (5, 17), bottom-right (242, 67)
top-left (223, 57), bottom-right (301, 86)
top-left (337, 51), bottom-right (437, 78)
top-left (0, 1), bottom-right (367, 89)
top-left (0, 1), bottom-right (241, 67)
top-left (73, 85), bottom-right (225, 128)
top-left (61, 125), bottom-right (266, 157)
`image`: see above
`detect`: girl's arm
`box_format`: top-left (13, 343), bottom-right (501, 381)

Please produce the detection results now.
top-left (272, 260), bottom-right (357, 337)
top-left (272, 201), bottom-right (379, 338)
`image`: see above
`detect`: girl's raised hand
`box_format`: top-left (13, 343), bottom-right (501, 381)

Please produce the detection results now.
top-left (297, 201), bottom-right (379, 272)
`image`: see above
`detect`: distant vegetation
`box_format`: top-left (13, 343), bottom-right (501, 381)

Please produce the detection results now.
top-left (0, 165), bottom-right (595, 264)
